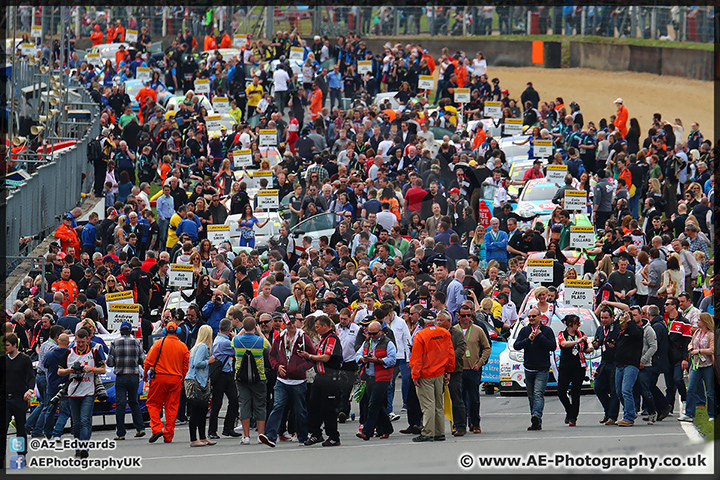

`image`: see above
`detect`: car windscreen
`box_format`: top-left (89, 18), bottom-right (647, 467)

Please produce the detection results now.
top-left (521, 184), bottom-right (558, 201)
top-left (511, 164), bottom-right (532, 180)
top-left (292, 212), bottom-right (334, 234)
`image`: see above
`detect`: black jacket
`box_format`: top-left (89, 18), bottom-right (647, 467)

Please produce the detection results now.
top-left (513, 323), bottom-right (556, 370)
top-left (614, 319), bottom-right (643, 367)
top-left (650, 315), bottom-right (670, 373)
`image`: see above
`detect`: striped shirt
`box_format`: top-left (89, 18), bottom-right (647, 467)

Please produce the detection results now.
top-left (37, 338), bottom-right (58, 375)
top-left (232, 333), bottom-right (270, 381)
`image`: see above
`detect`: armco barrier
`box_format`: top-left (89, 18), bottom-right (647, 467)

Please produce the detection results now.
top-left (660, 47), bottom-right (714, 81)
top-left (569, 42), bottom-right (630, 71)
top-left (628, 45), bottom-right (662, 75)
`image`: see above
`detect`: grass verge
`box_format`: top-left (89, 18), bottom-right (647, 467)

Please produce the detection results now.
top-left (693, 407), bottom-right (715, 441)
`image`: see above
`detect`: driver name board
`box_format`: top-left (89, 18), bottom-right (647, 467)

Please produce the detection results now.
top-left (169, 264), bottom-right (194, 288)
top-left (357, 61), bottom-right (372, 75)
top-left (289, 47), bottom-right (304, 61)
top-left (533, 139), bottom-right (553, 158)
top-left (256, 189), bottom-right (279, 209)
top-left (526, 259), bottom-right (553, 283)
top-left (503, 118), bottom-right (523, 136)
top-left (259, 129), bottom-right (277, 146)
top-left (125, 30), bottom-right (138, 43)
top-left (564, 190), bottom-right (587, 211)
top-left (213, 97), bottom-right (229, 114)
top-left (233, 149), bottom-right (253, 168)
top-left (31, 26), bottom-right (43, 38)
top-left (454, 88), bottom-right (470, 104)
top-left (484, 101), bottom-right (502, 119)
top-left (105, 290), bottom-right (134, 305)
top-left (136, 67), bottom-right (151, 81)
top-left (570, 226), bottom-right (595, 249)
top-left (21, 43), bottom-right (36, 56)
top-left (418, 75), bottom-right (434, 90)
top-left (107, 303), bottom-right (140, 331)
top-left (233, 34), bottom-right (248, 47)
top-left (194, 78), bottom-right (210, 94)
top-left (546, 164), bottom-right (567, 183)
top-left (205, 115), bottom-right (224, 133)
top-left (207, 224), bottom-right (230, 246)
top-left (564, 279), bottom-right (594, 309)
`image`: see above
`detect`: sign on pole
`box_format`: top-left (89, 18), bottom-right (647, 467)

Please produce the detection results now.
top-left (169, 264), bottom-right (194, 288)
top-left (207, 224), bottom-right (230, 246)
top-left (31, 25), bottom-right (43, 39)
top-left (357, 61), bottom-right (372, 75)
top-left (256, 190), bottom-right (279, 209)
top-left (289, 47), bottom-right (304, 62)
top-left (105, 290), bottom-right (134, 305)
top-left (259, 129), bottom-right (277, 147)
top-left (533, 139), bottom-right (553, 158)
top-left (503, 118), bottom-right (523, 136)
top-left (194, 78), bottom-right (210, 94)
top-left (418, 75), bottom-right (434, 90)
top-left (125, 30), bottom-right (138, 43)
top-left (526, 259), bottom-right (554, 284)
top-left (233, 149), bottom-right (253, 168)
top-left (107, 304), bottom-right (140, 331)
top-left (546, 164), bottom-right (567, 184)
top-left (136, 67), bottom-right (151, 81)
top-left (454, 88), bottom-right (470, 104)
top-left (564, 280), bottom-right (594, 309)
top-left (484, 101), bottom-right (502, 119)
top-left (233, 34), bottom-right (248, 47)
top-left (213, 97), bottom-right (229, 114)
top-left (205, 115), bottom-right (224, 133)
top-left (564, 190), bottom-right (587, 212)
top-left (570, 226), bottom-right (595, 249)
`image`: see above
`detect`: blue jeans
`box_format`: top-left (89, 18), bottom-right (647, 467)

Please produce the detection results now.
top-left (462, 368), bottom-right (482, 428)
top-left (68, 395), bottom-right (95, 452)
top-left (633, 367), bottom-right (656, 415)
top-left (362, 378), bottom-right (393, 437)
top-left (685, 366), bottom-right (716, 419)
top-left (594, 363), bottom-right (619, 421)
top-left (628, 193), bottom-right (640, 219)
top-left (329, 89), bottom-right (343, 111)
top-left (26, 374), bottom-right (48, 436)
top-left (665, 360), bottom-right (688, 410)
top-left (615, 365), bottom-right (639, 423)
top-left (157, 218), bottom-right (169, 246)
top-left (388, 359), bottom-right (410, 413)
top-left (265, 381), bottom-right (308, 443)
top-left (114, 374), bottom-right (145, 437)
top-left (524, 369), bottom-right (549, 421)
top-left (46, 397), bottom-right (72, 438)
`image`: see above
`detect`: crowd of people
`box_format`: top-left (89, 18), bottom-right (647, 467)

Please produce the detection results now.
top-left (3, 21), bottom-right (718, 463)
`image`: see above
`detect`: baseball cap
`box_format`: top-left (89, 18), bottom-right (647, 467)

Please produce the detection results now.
top-left (614, 97), bottom-right (623, 104)
top-left (271, 311), bottom-right (283, 320)
top-left (62, 213), bottom-right (74, 221)
top-left (533, 159), bottom-right (542, 164)
top-left (120, 321), bottom-right (133, 331)
top-left (220, 125), bottom-right (227, 131)
top-left (420, 309), bottom-right (436, 323)
top-left (449, 187), bottom-right (460, 195)
top-left (57, 252), bottom-right (66, 260)
top-left (165, 321), bottom-right (178, 333)
top-left (359, 317), bottom-right (374, 326)
top-left (364, 292), bottom-right (377, 301)
top-left (103, 255), bottom-right (117, 264)
top-left (501, 89), bottom-right (509, 94)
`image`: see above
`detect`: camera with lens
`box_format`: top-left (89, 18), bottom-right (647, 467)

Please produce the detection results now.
top-left (69, 361), bottom-right (85, 382)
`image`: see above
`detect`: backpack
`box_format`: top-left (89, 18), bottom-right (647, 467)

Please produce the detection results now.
top-left (235, 349), bottom-right (260, 384)
top-left (567, 156), bottom-right (585, 178)
top-left (87, 137), bottom-right (103, 164)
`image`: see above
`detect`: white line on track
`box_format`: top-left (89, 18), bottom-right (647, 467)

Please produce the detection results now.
top-left (679, 420), bottom-right (705, 445)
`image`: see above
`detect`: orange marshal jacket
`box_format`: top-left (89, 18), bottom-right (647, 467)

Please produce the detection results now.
top-left (409, 324), bottom-right (455, 380)
top-left (144, 334), bottom-right (190, 378)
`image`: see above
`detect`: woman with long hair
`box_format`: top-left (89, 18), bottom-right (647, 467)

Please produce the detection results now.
top-left (238, 204), bottom-right (270, 249)
top-left (301, 283), bottom-right (318, 317)
top-left (186, 324), bottom-right (216, 447)
top-left (101, 59), bottom-right (115, 87)
top-left (215, 158), bottom-right (234, 197)
top-left (469, 225), bottom-right (487, 262)
top-left (620, 215), bottom-right (633, 235)
top-left (625, 118), bottom-right (641, 154)
top-left (198, 239), bottom-right (212, 264)
top-left (114, 215), bottom-right (128, 253)
top-left (391, 282), bottom-right (405, 309)
top-left (284, 280), bottom-right (306, 314)
top-left (379, 186), bottom-right (401, 222)
top-left (105, 275), bottom-right (123, 293)
top-left (557, 314), bottom-right (591, 426)
top-left (117, 170), bottom-right (133, 203)
top-left (678, 312), bottom-right (715, 422)
top-left (193, 197), bottom-right (213, 240)
top-left (189, 252), bottom-right (207, 283)
top-left (635, 251), bottom-right (650, 306)
top-left (512, 126), bottom-right (542, 160)
top-left (658, 254), bottom-right (684, 297)
top-left (183, 274), bottom-right (213, 308)
top-left (408, 212), bottom-right (424, 239)
top-left (597, 255), bottom-right (614, 279)
top-left (473, 51), bottom-right (487, 77)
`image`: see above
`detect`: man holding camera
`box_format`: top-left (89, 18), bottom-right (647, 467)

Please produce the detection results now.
top-left (202, 289), bottom-right (233, 336)
top-left (58, 328), bottom-right (106, 459)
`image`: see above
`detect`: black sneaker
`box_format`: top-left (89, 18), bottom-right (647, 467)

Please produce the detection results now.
top-left (657, 405), bottom-right (672, 422)
top-left (433, 435), bottom-right (446, 441)
top-left (322, 439), bottom-right (341, 447)
top-left (258, 434), bottom-right (276, 448)
top-left (528, 415), bottom-right (542, 431)
top-left (208, 433), bottom-right (220, 439)
top-left (338, 412), bottom-right (347, 423)
top-left (149, 432), bottom-right (164, 443)
top-left (412, 434), bottom-right (434, 442)
top-left (304, 436), bottom-right (324, 446)
top-left (79, 450), bottom-right (89, 459)
top-left (222, 431), bottom-right (242, 438)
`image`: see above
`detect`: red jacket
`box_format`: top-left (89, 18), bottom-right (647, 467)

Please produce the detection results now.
top-left (269, 329), bottom-right (317, 380)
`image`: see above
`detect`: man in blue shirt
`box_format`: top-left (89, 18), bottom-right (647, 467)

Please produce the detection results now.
top-left (208, 319), bottom-right (240, 439)
top-left (156, 185), bottom-right (174, 248)
top-left (81, 212), bottom-right (101, 257)
top-left (484, 217), bottom-right (509, 271)
top-left (327, 63), bottom-right (343, 111)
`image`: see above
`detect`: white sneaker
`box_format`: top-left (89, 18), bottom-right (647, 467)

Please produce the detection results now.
top-left (388, 412), bottom-right (401, 422)
top-left (234, 425), bottom-right (244, 434)
top-left (677, 414), bottom-right (693, 422)
top-left (241, 436), bottom-right (251, 445)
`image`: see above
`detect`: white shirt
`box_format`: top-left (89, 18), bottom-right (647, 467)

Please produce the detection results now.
top-left (273, 68), bottom-right (289, 92)
top-left (377, 140), bottom-right (394, 159)
top-left (388, 314), bottom-right (412, 360)
top-left (336, 322), bottom-right (360, 363)
top-left (138, 191), bottom-right (150, 207)
top-left (376, 210), bottom-right (397, 233)
top-left (501, 301), bottom-right (519, 327)
top-left (256, 98), bottom-right (269, 113)
top-left (239, 132), bottom-right (251, 149)
top-left (472, 58), bottom-right (487, 77)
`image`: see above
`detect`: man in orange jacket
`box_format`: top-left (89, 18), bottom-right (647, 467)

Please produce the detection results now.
top-left (90, 25), bottom-right (104, 46)
top-left (106, 24), bottom-right (116, 44)
top-left (309, 83), bottom-right (323, 121)
top-left (613, 97), bottom-right (628, 139)
top-left (409, 308), bottom-right (456, 442)
top-left (54, 214), bottom-right (81, 258)
top-left (143, 322), bottom-right (190, 443)
top-left (113, 20), bottom-right (125, 43)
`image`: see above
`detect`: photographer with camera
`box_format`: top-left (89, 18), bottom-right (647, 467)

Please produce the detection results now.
top-left (58, 328), bottom-right (106, 459)
top-left (43, 334), bottom-right (71, 439)
top-left (202, 289), bottom-right (233, 336)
